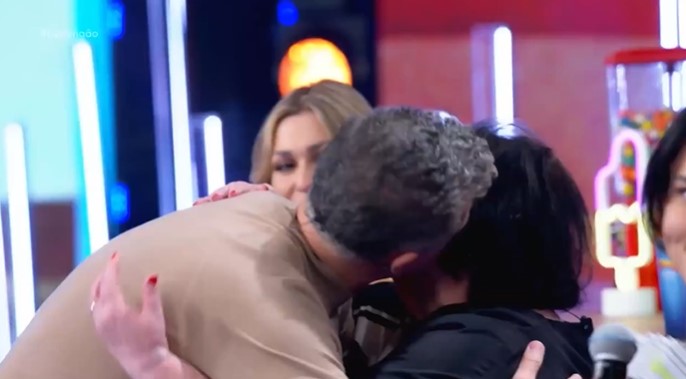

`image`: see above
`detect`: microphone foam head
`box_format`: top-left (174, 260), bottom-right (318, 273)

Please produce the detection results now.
top-left (588, 323), bottom-right (638, 364)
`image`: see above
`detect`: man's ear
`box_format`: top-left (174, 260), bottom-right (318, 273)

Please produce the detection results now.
top-left (455, 211), bottom-right (470, 231)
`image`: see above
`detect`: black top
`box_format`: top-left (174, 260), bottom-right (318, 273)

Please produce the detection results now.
top-left (364, 303), bottom-right (594, 379)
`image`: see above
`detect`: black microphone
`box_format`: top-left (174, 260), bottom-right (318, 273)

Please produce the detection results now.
top-left (588, 324), bottom-right (638, 379)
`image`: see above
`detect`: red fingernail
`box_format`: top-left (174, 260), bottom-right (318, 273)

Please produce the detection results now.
top-left (111, 252), bottom-right (118, 260)
top-left (147, 275), bottom-right (158, 286)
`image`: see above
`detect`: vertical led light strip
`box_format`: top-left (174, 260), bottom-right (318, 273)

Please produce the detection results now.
top-left (663, 71), bottom-right (673, 109)
top-left (166, 0), bottom-right (194, 210)
top-left (202, 115), bottom-right (226, 193)
top-left (0, 184), bottom-right (10, 359)
top-left (679, 0), bottom-right (686, 110)
top-left (3, 123), bottom-right (35, 336)
top-left (493, 26), bottom-right (514, 124)
top-left (661, 0), bottom-right (686, 112)
top-left (679, 0), bottom-right (686, 47)
top-left (671, 70), bottom-right (683, 110)
top-left (73, 41), bottom-right (109, 252)
top-left (661, 0), bottom-right (679, 48)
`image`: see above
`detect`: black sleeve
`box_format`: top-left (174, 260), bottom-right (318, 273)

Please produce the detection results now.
top-left (365, 329), bottom-right (523, 379)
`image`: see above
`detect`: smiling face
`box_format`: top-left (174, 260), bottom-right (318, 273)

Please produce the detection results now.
top-left (270, 112), bottom-right (331, 204)
top-left (660, 146), bottom-right (686, 278)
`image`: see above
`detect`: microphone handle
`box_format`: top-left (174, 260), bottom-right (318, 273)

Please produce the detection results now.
top-left (592, 360), bottom-right (628, 379)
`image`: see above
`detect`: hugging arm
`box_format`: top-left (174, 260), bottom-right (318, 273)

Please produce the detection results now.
top-left (91, 256), bottom-right (208, 379)
top-left (90, 244), bottom-right (347, 378)
top-left (92, 183), bottom-right (574, 379)
top-left (91, 260), bottom-right (576, 379)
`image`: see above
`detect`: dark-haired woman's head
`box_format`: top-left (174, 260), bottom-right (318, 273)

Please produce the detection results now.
top-left (644, 108), bottom-right (686, 281)
top-left (438, 120), bottom-right (591, 310)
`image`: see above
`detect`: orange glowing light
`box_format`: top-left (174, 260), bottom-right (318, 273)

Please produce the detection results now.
top-left (277, 38), bottom-right (352, 96)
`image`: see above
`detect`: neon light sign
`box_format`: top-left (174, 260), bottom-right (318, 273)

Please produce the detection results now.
top-left (594, 129), bottom-right (652, 291)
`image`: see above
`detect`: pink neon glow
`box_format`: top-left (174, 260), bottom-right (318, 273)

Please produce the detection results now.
top-left (594, 129), bottom-right (649, 210)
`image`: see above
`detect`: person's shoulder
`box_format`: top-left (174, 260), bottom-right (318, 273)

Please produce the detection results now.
top-left (373, 317), bottom-right (512, 379)
top-left (225, 191), bottom-right (296, 213)
top-left (386, 307), bottom-right (529, 365)
top-left (238, 190), bottom-right (295, 207)
top-left (193, 191), bottom-right (298, 226)
top-left (458, 308), bottom-right (593, 378)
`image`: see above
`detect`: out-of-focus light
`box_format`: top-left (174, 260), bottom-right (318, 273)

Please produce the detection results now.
top-left (278, 38), bottom-right (352, 96)
top-left (595, 202), bottom-right (653, 291)
top-left (107, 0), bottom-right (125, 40)
top-left (110, 183), bottom-right (130, 223)
top-left (661, 0), bottom-right (679, 48)
top-left (202, 115), bottom-right (226, 193)
top-left (679, 0), bottom-right (686, 47)
top-left (493, 26), bottom-right (514, 125)
top-left (167, 0), bottom-right (194, 210)
top-left (0, 184), bottom-right (10, 359)
top-left (3, 123), bottom-right (35, 336)
top-left (73, 41), bottom-right (110, 252)
top-left (277, 0), bottom-right (299, 27)
top-left (594, 129), bottom-right (649, 210)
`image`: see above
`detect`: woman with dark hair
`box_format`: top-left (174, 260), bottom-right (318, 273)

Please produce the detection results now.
top-left (628, 108), bottom-right (686, 378)
top-left (644, 108), bottom-right (686, 279)
top-left (364, 121), bottom-right (593, 378)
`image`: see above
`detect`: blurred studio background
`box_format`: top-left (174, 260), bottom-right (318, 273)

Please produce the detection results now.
top-left (1, 0), bottom-right (684, 350)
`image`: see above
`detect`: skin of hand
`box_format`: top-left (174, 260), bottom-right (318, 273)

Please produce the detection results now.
top-left (512, 341), bottom-right (581, 379)
top-left (91, 253), bottom-right (170, 376)
top-left (91, 254), bottom-right (208, 379)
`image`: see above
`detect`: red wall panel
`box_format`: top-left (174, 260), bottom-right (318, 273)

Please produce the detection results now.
top-left (377, 0), bottom-right (661, 296)
top-left (378, 0), bottom-right (658, 37)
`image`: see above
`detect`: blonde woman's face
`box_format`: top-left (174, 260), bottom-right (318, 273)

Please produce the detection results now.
top-left (661, 147), bottom-right (686, 280)
top-left (271, 112), bottom-right (331, 204)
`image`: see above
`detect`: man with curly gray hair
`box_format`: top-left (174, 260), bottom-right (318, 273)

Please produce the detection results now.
top-left (0, 107), bottom-right (497, 379)
top-left (309, 107), bottom-right (496, 268)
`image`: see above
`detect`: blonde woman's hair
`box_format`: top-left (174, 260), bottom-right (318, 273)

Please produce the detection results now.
top-left (250, 80), bottom-right (372, 183)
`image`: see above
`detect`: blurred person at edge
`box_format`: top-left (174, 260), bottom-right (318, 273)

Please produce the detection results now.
top-left (0, 107), bottom-right (497, 379)
top-left (645, 107), bottom-right (686, 284)
top-left (637, 107), bottom-right (686, 377)
top-left (91, 121), bottom-right (588, 379)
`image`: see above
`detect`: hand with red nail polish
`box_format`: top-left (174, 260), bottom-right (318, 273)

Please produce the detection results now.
top-left (90, 256), bottom-right (172, 378)
top-left (193, 181), bottom-right (273, 206)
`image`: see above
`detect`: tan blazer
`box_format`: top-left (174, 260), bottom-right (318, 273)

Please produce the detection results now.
top-left (0, 192), bottom-right (350, 379)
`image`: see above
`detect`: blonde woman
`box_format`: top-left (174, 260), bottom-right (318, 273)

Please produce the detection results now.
top-left (198, 79), bottom-right (372, 205)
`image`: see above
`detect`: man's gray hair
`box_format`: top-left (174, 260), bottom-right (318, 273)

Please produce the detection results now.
top-left (309, 106), bottom-right (497, 261)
